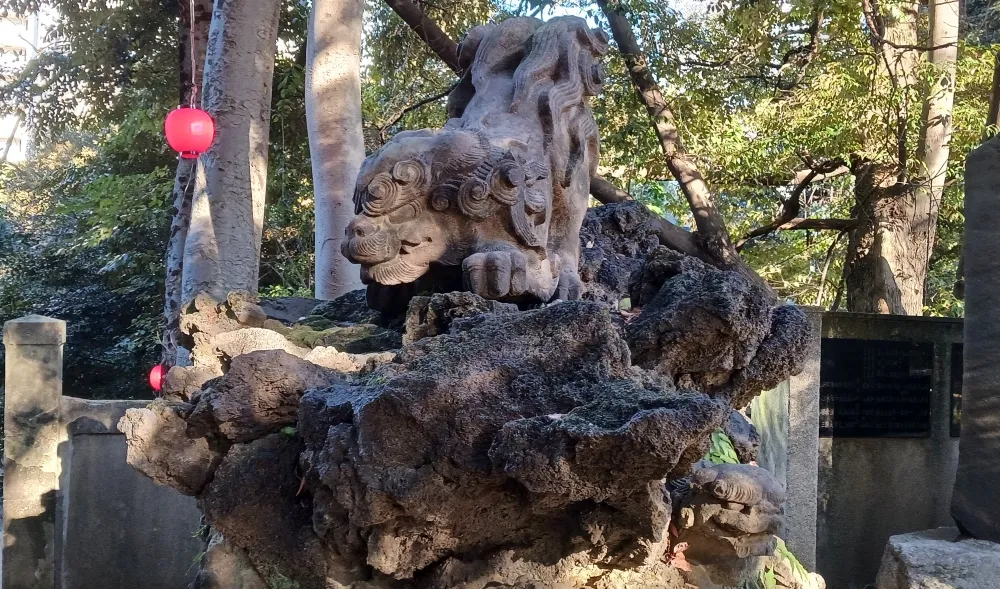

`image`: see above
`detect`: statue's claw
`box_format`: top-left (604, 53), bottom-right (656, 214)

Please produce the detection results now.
top-left (463, 250), bottom-right (528, 299)
top-left (554, 264), bottom-right (583, 301)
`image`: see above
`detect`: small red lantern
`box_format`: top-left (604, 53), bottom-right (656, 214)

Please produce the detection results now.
top-left (148, 364), bottom-right (165, 392)
top-left (164, 106), bottom-right (215, 158)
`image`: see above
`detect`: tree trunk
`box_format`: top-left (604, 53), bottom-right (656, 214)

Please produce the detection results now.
top-left (845, 1), bottom-right (923, 314)
top-left (844, 161), bottom-right (922, 314)
top-left (181, 0), bottom-right (282, 302)
top-left (161, 0), bottom-right (213, 368)
top-left (597, 0), bottom-right (742, 272)
top-left (910, 0), bottom-right (959, 302)
top-left (384, 0), bottom-right (462, 74)
top-left (308, 0), bottom-right (365, 300)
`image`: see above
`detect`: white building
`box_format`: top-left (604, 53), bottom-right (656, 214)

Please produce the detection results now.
top-left (1, 11), bottom-right (43, 163)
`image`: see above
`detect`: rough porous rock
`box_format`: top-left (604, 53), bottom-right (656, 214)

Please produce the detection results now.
top-left (127, 269), bottom-right (810, 588)
top-left (186, 350), bottom-right (343, 444)
top-left (180, 291), bottom-right (267, 342)
top-left (296, 302), bottom-right (730, 582)
top-left (303, 346), bottom-right (397, 374)
top-left (875, 527), bottom-right (1000, 589)
top-left (315, 323), bottom-right (402, 353)
top-left (119, 400), bottom-right (221, 496)
top-left (212, 327), bottom-right (311, 362)
top-left (258, 296), bottom-right (323, 325)
top-left (161, 365), bottom-right (218, 402)
top-left (201, 434), bottom-right (329, 589)
top-left (628, 248), bottom-right (810, 407)
top-left (309, 288), bottom-right (384, 326)
top-left (578, 201), bottom-right (662, 307)
top-left (403, 291), bottom-right (519, 344)
top-left (725, 410), bottom-right (760, 464)
top-left (190, 532), bottom-right (268, 589)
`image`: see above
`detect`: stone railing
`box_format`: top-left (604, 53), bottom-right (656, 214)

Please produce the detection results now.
top-left (2, 315), bottom-right (203, 589)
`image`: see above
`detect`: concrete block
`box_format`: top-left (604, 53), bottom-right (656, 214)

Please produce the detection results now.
top-left (876, 527), bottom-right (1000, 589)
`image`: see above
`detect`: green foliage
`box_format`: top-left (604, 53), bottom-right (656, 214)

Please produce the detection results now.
top-left (704, 429), bottom-right (741, 465)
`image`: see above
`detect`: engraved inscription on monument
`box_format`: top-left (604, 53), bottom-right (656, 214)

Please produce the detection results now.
top-left (820, 339), bottom-right (933, 437)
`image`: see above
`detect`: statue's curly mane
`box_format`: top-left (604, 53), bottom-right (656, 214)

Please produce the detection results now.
top-left (510, 18), bottom-right (607, 186)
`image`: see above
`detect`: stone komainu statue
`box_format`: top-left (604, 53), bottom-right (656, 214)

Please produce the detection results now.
top-left (342, 16), bottom-right (607, 304)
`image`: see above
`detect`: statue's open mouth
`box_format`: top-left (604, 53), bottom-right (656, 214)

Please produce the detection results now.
top-left (399, 237), bottom-right (431, 256)
top-left (359, 237), bottom-right (433, 285)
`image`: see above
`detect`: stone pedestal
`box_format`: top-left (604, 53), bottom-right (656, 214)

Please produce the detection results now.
top-left (3, 315), bottom-right (66, 589)
top-left (953, 137), bottom-right (1000, 542)
top-left (876, 527), bottom-right (1000, 589)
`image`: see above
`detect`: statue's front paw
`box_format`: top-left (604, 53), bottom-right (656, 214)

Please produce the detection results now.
top-left (463, 250), bottom-right (528, 299)
top-left (554, 265), bottom-right (583, 301)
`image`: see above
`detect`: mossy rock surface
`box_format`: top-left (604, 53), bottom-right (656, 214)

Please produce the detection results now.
top-left (279, 323), bottom-right (401, 353)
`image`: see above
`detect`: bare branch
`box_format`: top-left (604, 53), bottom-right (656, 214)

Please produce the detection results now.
top-left (736, 158), bottom-right (847, 250)
top-left (816, 229), bottom-right (848, 305)
top-left (775, 218), bottom-right (857, 231)
top-left (589, 176), bottom-right (632, 203)
top-left (989, 51), bottom-right (1000, 129)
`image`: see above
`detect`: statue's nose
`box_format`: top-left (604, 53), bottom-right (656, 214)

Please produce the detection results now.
top-left (347, 216), bottom-right (377, 239)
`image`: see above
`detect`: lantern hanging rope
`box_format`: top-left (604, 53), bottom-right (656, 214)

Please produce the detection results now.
top-left (164, 0), bottom-right (215, 158)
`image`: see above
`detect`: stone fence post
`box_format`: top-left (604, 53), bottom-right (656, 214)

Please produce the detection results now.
top-left (3, 315), bottom-right (66, 589)
top-left (751, 306), bottom-right (821, 570)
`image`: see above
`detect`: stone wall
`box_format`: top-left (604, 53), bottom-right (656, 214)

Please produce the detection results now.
top-left (817, 313), bottom-right (961, 589)
top-left (3, 315), bottom-right (204, 589)
top-left (756, 311), bottom-right (963, 589)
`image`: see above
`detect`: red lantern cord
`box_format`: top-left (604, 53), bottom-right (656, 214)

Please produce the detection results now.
top-left (149, 364), bottom-right (165, 392)
top-left (164, 0), bottom-right (214, 158)
top-left (186, 0), bottom-right (198, 108)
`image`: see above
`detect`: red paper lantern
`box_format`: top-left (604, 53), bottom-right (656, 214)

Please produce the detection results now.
top-left (148, 364), bottom-right (165, 392)
top-left (164, 106), bottom-right (215, 158)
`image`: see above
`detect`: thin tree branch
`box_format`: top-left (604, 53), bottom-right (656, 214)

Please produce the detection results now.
top-left (379, 81), bottom-right (459, 142)
top-left (775, 218), bottom-right (857, 231)
top-left (736, 157), bottom-right (847, 250)
top-left (1, 114), bottom-right (22, 163)
top-left (989, 51), bottom-right (1000, 129)
top-left (384, 0), bottom-right (462, 74)
top-left (590, 176), bottom-right (632, 203)
top-left (816, 229), bottom-right (848, 305)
